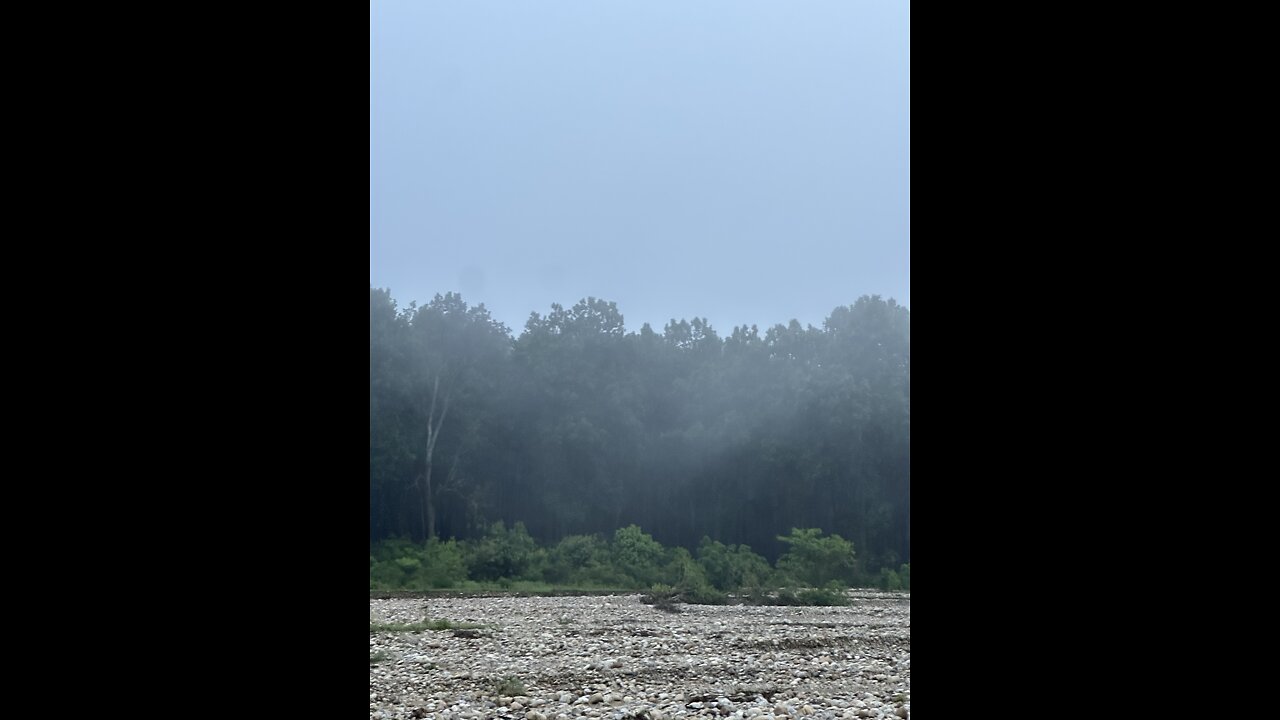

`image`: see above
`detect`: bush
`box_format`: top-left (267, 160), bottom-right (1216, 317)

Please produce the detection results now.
top-left (772, 584), bottom-right (849, 606)
top-left (369, 536), bottom-right (470, 589)
top-left (899, 562), bottom-right (910, 591)
top-left (371, 536), bottom-right (418, 563)
top-left (611, 525), bottom-right (667, 587)
top-left (494, 676), bottom-right (526, 696)
top-left (543, 534), bottom-right (620, 586)
top-left (466, 521), bottom-right (543, 581)
top-left (879, 568), bottom-right (903, 592)
top-left (370, 559), bottom-right (407, 589)
top-left (776, 528), bottom-right (856, 587)
top-left (696, 537), bottom-right (775, 591)
top-left (798, 586), bottom-right (850, 606)
top-left (419, 538), bottom-right (468, 588)
top-left (665, 547), bottom-right (726, 604)
top-left (640, 583), bottom-right (682, 613)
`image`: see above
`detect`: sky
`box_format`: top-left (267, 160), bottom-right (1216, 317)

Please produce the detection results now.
top-left (371, 0), bottom-right (909, 336)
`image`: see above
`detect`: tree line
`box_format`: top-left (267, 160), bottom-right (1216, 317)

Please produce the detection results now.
top-left (370, 288), bottom-right (909, 576)
top-left (371, 523), bottom-right (909, 598)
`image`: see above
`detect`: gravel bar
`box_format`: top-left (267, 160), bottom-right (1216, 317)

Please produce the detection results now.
top-left (370, 592), bottom-right (909, 719)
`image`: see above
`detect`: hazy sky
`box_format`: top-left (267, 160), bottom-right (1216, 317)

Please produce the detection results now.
top-left (371, 1), bottom-right (909, 335)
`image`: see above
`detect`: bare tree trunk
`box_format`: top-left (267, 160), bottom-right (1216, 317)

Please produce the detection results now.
top-left (417, 475), bottom-right (428, 541)
top-left (423, 374), bottom-right (450, 541)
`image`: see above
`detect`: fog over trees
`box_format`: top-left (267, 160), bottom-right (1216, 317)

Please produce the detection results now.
top-left (370, 288), bottom-right (909, 574)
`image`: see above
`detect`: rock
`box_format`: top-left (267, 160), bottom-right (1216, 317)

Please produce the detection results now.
top-left (370, 594), bottom-right (907, 720)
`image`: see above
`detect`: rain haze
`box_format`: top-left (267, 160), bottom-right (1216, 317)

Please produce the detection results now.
top-left (370, 0), bottom-right (909, 333)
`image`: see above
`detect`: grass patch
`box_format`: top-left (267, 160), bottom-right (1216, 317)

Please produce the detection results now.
top-left (370, 651), bottom-right (389, 664)
top-left (370, 586), bottom-right (634, 600)
top-left (640, 585), bottom-right (683, 613)
top-left (369, 618), bottom-right (488, 633)
top-left (494, 676), bottom-right (526, 696)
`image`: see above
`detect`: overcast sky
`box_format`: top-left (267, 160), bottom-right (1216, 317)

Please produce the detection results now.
top-left (371, 1), bottom-right (909, 335)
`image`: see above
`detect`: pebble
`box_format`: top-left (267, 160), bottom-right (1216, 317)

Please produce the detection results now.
top-left (369, 592), bottom-right (909, 720)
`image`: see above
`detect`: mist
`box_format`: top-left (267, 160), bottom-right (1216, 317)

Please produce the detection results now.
top-left (370, 0), bottom-right (910, 333)
top-left (371, 289), bottom-right (909, 570)
top-left (370, 1), bottom-right (909, 584)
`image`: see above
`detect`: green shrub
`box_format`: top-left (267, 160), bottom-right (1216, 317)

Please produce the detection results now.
top-left (879, 568), bottom-right (903, 592)
top-left (696, 537), bottom-right (775, 591)
top-left (665, 547), bottom-right (726, 604)
top-left (543, 534), bottom-right (619, 586)
top-left (776, 528), bottom-right (856, 587)
top-left (682, 583), bottom-right (728, 605)
top-left (611, 525), bottom-right (667, 587)
top-left (395, 556), bottom-right (422, 573)
top-left (411, 537), bottom-right (468, 588)
top-left (466, 521), bottom-right (542, 582)
top-left (372, 536), bottom-right (419, 563)
top-left (899, 562), bottom-right (910, 591)
top-left (640, 583), bottom-right (682, 613)
top-left (770, 585), bottom-right (848, 606)
top-left (370, 559), bottom-right (406, 589)
top-left (494, 676), bottom-right (526, 696)
top-left (369, 536), bottom-right (470, 589)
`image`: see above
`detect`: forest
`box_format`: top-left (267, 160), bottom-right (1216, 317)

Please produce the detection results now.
top-left (370, 288), bottom-right (909, 586)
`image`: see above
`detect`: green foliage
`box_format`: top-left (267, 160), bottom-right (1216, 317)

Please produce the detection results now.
top-left (370, 559), bottom-right (407, 589)
top-left (369, 537), bottom-right (469, 590)
top-left (611, 525), bottom-right (667, 587)
top-left (371, 537), bottom-right (419, 563)
top-left (640, 583), bottom-right (682, 613)
top-left (543, 534), bottom-right (621, 586)
top-left (772, 584), bottom-right (849, 606)
top-left (420, 538), bottom-right (468, 588)
top-left (369, 524), bottom-right (893, 600)
top-left (664, 547), bottom-right (727, 604)
top-left (494, 676), bottom-right (526, 696)
top-left (466, 521), bottom-right (543, 582)
top-left (371, 288), bottom-right (910, 577)
top-left (681, 584), bottom-right (728, 605)
top-left (776, 528), bottom-right (856, 587)
top-left (899, 562), bottom-right (910, 591)
top-left (696, 537), bottom-right (774, 591)
top-left (370, 618), bottom-right (485, 633)
top-left (879, 568), bottom-right (903, 591)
